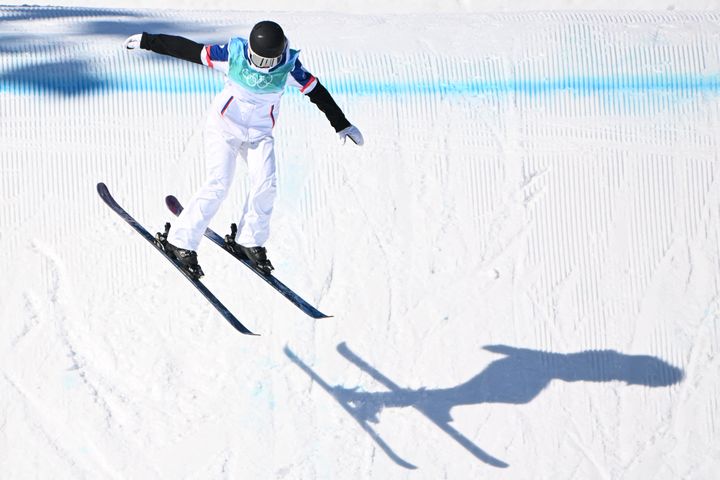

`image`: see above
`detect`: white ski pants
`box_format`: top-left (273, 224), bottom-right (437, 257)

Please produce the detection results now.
top-left (167, 116), bottom-right (277, 251)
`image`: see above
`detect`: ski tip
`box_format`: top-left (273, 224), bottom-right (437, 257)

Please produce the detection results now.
top-left (306, 309), bottom-right (332, 319)
top-left (233, 322), bottom-right (260, 336)
top-left (97, 182), bottom-right (113, 202)
top-left (165, 195), bottom-right (182, 215)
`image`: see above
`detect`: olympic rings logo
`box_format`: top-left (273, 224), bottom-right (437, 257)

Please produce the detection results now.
top-left (241, 68), bottom-right (275, 89)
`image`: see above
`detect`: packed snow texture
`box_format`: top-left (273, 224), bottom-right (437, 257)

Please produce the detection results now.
top-left (4, 0), bottom-right (720, 12)
top-left (1, 6), bottom-right (719, 479)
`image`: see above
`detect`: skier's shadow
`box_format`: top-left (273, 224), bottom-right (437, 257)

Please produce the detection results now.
top-left (285, 343), bottom-right (684, 470)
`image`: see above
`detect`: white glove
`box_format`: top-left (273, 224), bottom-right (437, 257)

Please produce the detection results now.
top-left (123, 33), bottom-right (143, 50)
top-left (338, 125), bottom-right (364, 146)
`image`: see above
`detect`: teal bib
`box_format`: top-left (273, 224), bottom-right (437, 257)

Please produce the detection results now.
top-left (227, 38), bottom-right (299, 94)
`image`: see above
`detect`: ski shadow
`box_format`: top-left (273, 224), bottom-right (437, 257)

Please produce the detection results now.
top-left (285, 343), bottom-right (684, 470)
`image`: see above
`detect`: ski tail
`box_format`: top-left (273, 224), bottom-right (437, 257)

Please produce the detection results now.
top-left (97, 183), bottom-right (258, 336)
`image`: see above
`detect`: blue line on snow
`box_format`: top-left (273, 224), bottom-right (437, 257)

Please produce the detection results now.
top-left (2, 70), bottom-right (720, 96)
top-left (335, 74), bottom-right (720, 96)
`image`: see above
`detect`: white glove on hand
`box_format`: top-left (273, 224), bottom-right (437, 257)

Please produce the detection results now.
top-left (338, 125), bottom-right (364, 146)
top-left (123, 33), bottom-right (143, 50)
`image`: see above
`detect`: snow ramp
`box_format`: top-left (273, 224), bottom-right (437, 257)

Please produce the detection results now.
top-left (0, 7), bottom-right (718, 479)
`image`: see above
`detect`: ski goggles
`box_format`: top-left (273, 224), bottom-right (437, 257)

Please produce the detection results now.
top-left (248, 46), bottom-right (283, 69)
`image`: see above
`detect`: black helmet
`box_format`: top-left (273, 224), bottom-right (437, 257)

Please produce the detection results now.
top-left (248, 21), bottom-right (287, 68)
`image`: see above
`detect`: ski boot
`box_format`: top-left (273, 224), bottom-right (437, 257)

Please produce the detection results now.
top-left (224, 223), bottom-right (274, 276)
top-left (156, 223), bottom-right (205, 280)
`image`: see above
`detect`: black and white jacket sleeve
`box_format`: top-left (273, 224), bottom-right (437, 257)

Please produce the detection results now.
top-left (286, 57), bottom-right (352, 133)
top-left (139, 32), bottom-right (204, 64)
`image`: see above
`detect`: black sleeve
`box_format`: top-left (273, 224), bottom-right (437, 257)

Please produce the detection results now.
top-left (140, 33), bottom-right (203, 65)
top-left (306, 82), bottom-right (351, 132)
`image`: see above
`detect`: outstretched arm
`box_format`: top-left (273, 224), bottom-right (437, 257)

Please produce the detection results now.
top-left (124, 33), bottom-right (203, 64)
top-left (308, 84), bottom-right (364, 146)
top-left (289, 59), bottom-right (364, 146)
top-left (306, 83), bottom-right (349, 131)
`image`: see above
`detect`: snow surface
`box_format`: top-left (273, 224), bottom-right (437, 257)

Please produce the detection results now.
top-left (1, 5), bottom-right (719, 479)
top-left (5, 0), bottom-right (720, 12)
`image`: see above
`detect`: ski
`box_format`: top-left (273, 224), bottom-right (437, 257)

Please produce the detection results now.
top-left (165, 195), bottom-right (331, 319)
top-left (97, 183), bottom-right (257, 336)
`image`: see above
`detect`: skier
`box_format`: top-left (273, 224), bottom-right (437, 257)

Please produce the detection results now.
top-left (123, 21), bottom-right (363, 277)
